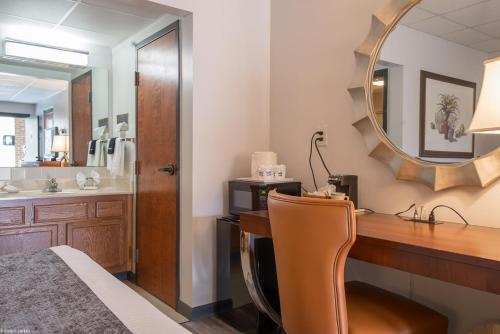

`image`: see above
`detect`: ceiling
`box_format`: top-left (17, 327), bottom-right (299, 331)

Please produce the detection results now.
top-left (0, 72), bottom-right (68, 104)
top-left (401, 0), bottom-right (500, 54)
top-left (0, 0), bottom-right (177, 48)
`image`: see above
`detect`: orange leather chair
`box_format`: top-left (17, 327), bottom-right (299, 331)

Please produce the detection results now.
top-left (268, 191), bottom-right (448, 334)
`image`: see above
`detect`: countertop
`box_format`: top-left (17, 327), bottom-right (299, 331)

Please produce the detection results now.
top-left (0, 188), bottom-right (132, 201)
top-left (240, 210), bottom-right (500, 295)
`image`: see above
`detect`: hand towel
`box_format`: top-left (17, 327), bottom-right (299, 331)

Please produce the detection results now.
top-left (110, 139), bottom-right (125, 176)
top-left (106, 138), bottom-right (117, 172)
top-left (97, 140), bottom-right (107, 167)
top-left (87, 141), bottom-right (96, 166)
top-left (87, 139), bottom-right (107, 167)
top-left (107, 138), bottom-right (117, 155)
top-left (89, 140), bottom-right (97, 154)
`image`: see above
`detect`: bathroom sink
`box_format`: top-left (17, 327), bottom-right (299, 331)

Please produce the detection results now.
top-left (41, 190), bottom-right (79, 194)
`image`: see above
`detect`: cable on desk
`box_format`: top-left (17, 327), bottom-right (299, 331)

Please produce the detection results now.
top-left (395, 203), bottom-right (416, 217)
top-left (428, 205), bottom-right (469, 225)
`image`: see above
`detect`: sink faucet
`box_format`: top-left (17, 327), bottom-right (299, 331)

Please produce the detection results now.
top-left (45, 178), bottom-right (61, 193)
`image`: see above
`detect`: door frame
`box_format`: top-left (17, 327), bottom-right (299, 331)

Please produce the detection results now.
top-left (71, 70), bottom-right (93, 165)
top-left (373, 68), bottom-right (389, 132)
top-left (134, 20), bottom-right (181, 308)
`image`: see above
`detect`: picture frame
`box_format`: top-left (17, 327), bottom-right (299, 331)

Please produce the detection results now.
top-left (419, 70), bottom-right (476, 159)
top-left (3, 135), bottom-right (15, 146)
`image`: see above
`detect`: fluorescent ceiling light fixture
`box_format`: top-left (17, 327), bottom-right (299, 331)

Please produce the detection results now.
top-left (4, 39), bottom-right (89, 67)
top-left (373, 80), bottom-right (385, 87)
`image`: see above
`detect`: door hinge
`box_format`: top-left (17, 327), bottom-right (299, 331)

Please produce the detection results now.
top-left (134, 161), bottom-right (140, 175)
top-left (135, 249), bottom-right (139, 263)
top-left (135, 71), bottom-right (140, 86)
top-left (88, 92), bottom-right (92, 104)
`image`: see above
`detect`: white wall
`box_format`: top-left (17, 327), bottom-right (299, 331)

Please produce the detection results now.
top-left (91, 68), bottom-right (110, 138)
top-left (147, 0), bottom-right (271, 308)
top-left (380, 25), bottom-right (499, 163)
top-left (270, 0), bottom-right (500, 333)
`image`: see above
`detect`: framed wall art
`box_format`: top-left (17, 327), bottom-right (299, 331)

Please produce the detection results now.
top-left (419, 70), bottom-right (476, 159)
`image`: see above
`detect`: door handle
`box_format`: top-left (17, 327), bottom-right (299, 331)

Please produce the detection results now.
top-left (158, 163), bottom-right (177, 175)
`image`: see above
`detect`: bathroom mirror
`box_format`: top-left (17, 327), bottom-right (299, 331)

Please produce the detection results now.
top-left (350, 0), bottom-right (500, 190)
top-left (0, 0), bottom-right (177, 168)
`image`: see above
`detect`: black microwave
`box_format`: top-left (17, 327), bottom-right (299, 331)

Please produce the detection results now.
top-left (228, 180), bottom-right (301, 216)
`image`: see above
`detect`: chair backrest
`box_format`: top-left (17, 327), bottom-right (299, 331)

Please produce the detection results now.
top-left (268, 190), bottom-right (357, 334)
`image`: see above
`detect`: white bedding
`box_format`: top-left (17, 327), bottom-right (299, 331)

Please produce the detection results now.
top-left (51, 245), bottom-right (190, 334)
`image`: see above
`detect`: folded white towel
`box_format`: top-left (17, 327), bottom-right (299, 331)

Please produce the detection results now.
top-left (94, 126), bottom-right (107, 140)
top-left (87, 140), bottom-right (107, 167)
top-left (87, 141), bottom-right (95, 166)
top-left (110, 139), bottom-right (125, 176)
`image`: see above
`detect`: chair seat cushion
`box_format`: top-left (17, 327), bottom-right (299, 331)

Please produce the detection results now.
top-left (346, 281), bottom-right (448, 334)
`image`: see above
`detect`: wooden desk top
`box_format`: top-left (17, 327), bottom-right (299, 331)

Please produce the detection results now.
top-left (240, 211), bottom-right (500, 273)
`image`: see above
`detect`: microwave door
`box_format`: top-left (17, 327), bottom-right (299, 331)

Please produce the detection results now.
top-left (232, 189), bottom-right (253, 214)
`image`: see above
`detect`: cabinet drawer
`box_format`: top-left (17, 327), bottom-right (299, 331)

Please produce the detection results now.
top-left (35, 203), bottom-right (89, 223)
top-left (0, 207), bottom-right (25, 226)
top-left (96, 201), bottom-right (124, 218)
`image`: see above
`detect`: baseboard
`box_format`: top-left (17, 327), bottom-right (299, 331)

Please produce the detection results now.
top-left (113, 271), bottom-right (132, 281)
top-left (177, 299), bottom-right (233, 321)
top-left (127, 271), bottom-right (137, 283)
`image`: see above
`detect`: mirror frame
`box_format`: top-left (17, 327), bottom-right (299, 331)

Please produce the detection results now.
top-left (348, 0), bottom-right (500, 191)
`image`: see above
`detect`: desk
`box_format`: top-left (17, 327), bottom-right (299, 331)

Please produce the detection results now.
top-left (240, 211), bottom-right (500, 325)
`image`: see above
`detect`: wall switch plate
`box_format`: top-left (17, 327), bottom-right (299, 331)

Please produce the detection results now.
top-left (316, 127), bottom-right (328, 146)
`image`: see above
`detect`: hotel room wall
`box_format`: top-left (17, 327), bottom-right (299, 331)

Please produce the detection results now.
top-left (270, 0), bottom-right (500, 333)
top-left (90, 68), bottom-right (110, 137)
top-left (149, 0), bottom-right (271, 308)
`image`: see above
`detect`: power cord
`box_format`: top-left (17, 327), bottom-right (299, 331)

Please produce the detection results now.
top-left (395, 203), bottom-right (416, 217)
top-left (308, 131), bottom-right (323, 191)
top-left (314, 137), bottom-right (333, 176)
top-left (428, 205), bottom-right (469, 225)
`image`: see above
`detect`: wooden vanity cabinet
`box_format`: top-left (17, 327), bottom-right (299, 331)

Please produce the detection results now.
top-left (0, 194), bottom-right (132, 273)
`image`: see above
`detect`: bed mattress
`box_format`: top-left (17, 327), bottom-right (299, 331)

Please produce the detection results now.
top-left (0, 246), bottom-right (190, 334)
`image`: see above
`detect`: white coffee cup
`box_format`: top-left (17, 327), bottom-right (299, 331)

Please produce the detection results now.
top-left (273, 165), bottom-right (286, 180)
top-left (331, 192), bottom-right (349, 201)
top-left (258, 165), bottom-right (274, 180)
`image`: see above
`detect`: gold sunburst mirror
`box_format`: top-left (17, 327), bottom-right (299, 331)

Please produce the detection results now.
top-left (349, 0), bottom-right (500, 191)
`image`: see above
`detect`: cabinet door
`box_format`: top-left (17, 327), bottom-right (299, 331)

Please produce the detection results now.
top-left (67, 220), bottom-right (126, 273)
top-left (0, 200), bottom-right (31, 228)
top-left (0, 226), bottom-right (58, 256)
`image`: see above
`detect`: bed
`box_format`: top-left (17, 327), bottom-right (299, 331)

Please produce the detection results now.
top-left (0, 246), bottom-right (191, 334)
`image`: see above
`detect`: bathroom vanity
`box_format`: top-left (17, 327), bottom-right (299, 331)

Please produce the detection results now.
top-left (0, 191), bottom-right (132, 274)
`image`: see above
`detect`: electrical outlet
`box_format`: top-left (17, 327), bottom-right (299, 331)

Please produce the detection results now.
top-left (316, 127), bottom-right (328, 146)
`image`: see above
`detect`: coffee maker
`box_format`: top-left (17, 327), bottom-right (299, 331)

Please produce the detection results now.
top-left (328, 174), bottom-right (358, 208)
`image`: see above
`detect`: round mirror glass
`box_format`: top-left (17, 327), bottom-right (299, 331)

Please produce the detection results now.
top-left (373, 1), bottom-right (500, 163)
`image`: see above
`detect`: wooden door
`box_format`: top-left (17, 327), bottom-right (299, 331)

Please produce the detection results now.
top-left (136, 22), bottom-right (180, 307)
top-left (71, 72), bottom-right (92, 166)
